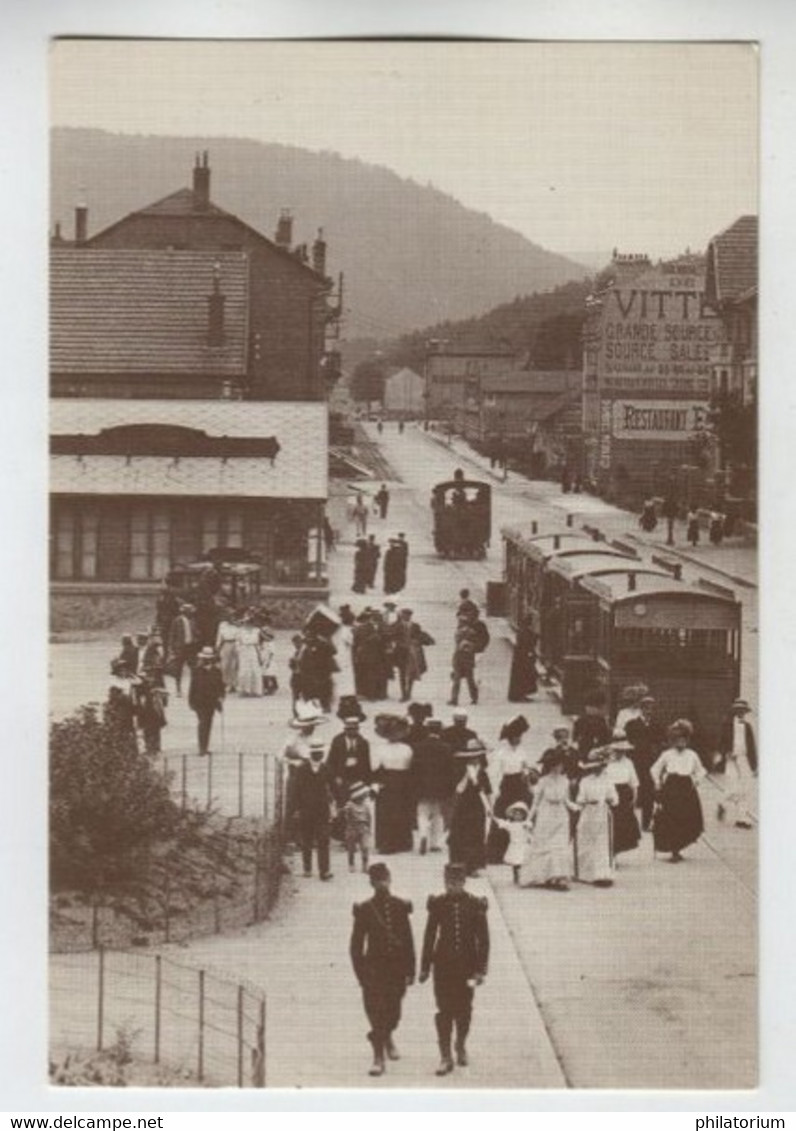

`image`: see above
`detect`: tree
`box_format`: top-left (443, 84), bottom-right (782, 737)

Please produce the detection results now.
top-left (50, 702), bottom-right (256, 945)
top-left (350, 358), bottom-right (387, 404)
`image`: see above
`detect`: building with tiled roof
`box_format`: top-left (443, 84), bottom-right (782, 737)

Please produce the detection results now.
top-left (66, 152), bottom-right (339, 401)
top-left (51, 249), bottom-right (249, 396)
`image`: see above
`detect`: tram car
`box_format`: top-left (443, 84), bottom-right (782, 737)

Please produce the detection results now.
top-left (431, 469), bottom-right (491, 559)
top-left (499, 525), bottom-right (742, 749)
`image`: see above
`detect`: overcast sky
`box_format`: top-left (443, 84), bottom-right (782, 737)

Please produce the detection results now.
top-left (50, 39), bottom-right (757, 260)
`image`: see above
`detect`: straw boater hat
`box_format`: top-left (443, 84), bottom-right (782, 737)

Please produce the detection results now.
top-left (506, 801), bottom-right (530, 818)
top-left (348, 781), bottom-right (372, 802)
top-left (289, 699), bottom-right (328, 729)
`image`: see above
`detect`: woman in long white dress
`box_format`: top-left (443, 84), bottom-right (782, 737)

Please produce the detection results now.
top-left (521, 751), bottom-right (578, 891)
top-left (334, 606), bottom-right (357, 699)
top-left (236, 613), bottom-right (264, 697)
top-left (573, 751), bottom-right (619, 885)
top-left (215, 616), bottom-right (240, 692)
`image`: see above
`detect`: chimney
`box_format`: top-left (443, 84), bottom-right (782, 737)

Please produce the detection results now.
top-left (275, 208), bottom-right (293, 249)
top-left (193, 150), bottom-right (211, 211)
top-left (312, 227), bottom-right (327, 275)
top-left (75, 204), bottom-right (88, 245)
top-left (207, 261), bottom-right (225, 346)
top-left (51, 222), bottom-right (64, 245)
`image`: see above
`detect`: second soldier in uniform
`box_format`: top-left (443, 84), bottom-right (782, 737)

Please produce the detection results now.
top-left (349, 862), bottom-right (416, 1077)
top-left (419, 862), bottom-right (490, 1075)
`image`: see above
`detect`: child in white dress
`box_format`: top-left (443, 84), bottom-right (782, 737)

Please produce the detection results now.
top-left (493, 800), bottom-right (533, 884)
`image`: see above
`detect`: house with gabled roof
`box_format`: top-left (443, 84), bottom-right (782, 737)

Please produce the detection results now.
top-left (704, 215), bottom-right (757, 406)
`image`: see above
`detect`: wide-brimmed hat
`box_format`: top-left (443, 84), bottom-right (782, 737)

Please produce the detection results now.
top-left (454, 737), bottom-right (487, 758)
top-left (506, 801), bottom-right (530, 818)
top-left (500, 714), bottom-right (529, 742)
top-left (668, 718), bottom-right (694, 739)
top-left (608, 731), bottom-right (634, 752)
top-left (732, 699), bottom-right (751, 712)
top-left (375, 713), bottom-right (410, 741)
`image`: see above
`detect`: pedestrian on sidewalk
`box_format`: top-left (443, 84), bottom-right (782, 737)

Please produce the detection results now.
top-left (572, 748), bottom-right (618, 886)
top-left (448, 740), bottom-right (492, 877)
top-left (661, 492), bottom-right (679, 546)
top-left (457, 588), bottom-right (479, 620)
top-left (364, 534), bottom-right (381, 589)
top-left (715, 698), bottom-right (757, 829)
top-left (166, 603), bottom-right (197, 697)
top-left (520, 749), bottom-right (578, 891)
top-left (352, 538), bottom-right (369, 595)
top-left (491, 800), bottom-right (533, 884)
top-left (291, 739), bottom-right (335, 880)
top-left (639, 497), bottom-right (658, 533)
top-left (507, 614), bottom-right (538, 702)
top-left (605, 735), bottom-right (641, 855)
top-left (352, 494), bottom-right (369, 538)
top-left (383, 538), bottom-right (405, 596)
top-left (411, 718), bottom-right (454, 854)
top-left (449, 622), bottom-right (479, 706)
top-left (572, 692), bottom-right (612, 759)
top-left (350, 862), bottom-right (416, 1077)
top-left (419, 862), bottom-right (489, 1076)
top-left (709, 510), bottom-right (726, 545)
top-left (392, 608), bottom-right (435, 702)
top-left (188, 647), bottom-right (225, 756)
top-left (374, 484), bottom-right (390, 520)
top-left (650, 719), bottom-right (705, 863)
top-left (625, 695), bottom-right (666, 832)
top-left (687, 507), bottom-right (701, 547)
top-left (343, 782), bottom-right (374, 872)
top-left (327, 704), bottom-right (372, 806)
top-left (371, 714), bottom-right (415, 854)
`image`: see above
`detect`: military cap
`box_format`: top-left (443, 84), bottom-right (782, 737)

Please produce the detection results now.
top-left (444, 862), bottom-right (467, 882)
top-left (368, 862), bottom-right (391, 882)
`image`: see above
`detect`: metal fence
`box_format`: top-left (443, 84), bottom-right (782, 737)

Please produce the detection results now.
top-left (50, 948), bottom-right (267, 1087)
top-left (155, 748), bottom-right (285, 822)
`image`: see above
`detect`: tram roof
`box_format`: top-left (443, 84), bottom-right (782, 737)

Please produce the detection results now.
top-left (502, 528), bottom-right (627, 561)
top-left (547, 554), bottom-right (663, 582)
top-left (580, 571), bottom-right (738, 605)
top-left (433, 479), bottom-right (491, 493)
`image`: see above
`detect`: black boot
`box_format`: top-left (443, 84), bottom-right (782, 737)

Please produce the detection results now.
top-left (455, 1018), bottom-right (470, 1067)
top-left (434, 1013), bottom-right (454, 1076)
top-left (367, 1031), bottom-right (385, 1077)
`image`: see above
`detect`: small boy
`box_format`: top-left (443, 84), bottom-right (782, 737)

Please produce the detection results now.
top-left (343, 781), bottom-right (373, 873)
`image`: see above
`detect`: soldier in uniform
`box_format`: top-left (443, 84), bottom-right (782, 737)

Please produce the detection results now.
top-left (419, 862), bottom-right (490, 1075)
top-left (349, 862), bottom-right (416, 1077)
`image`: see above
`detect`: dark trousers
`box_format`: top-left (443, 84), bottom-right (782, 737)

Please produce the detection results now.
top-left (451, 671), bottom-right (478, 705)
top-left (631, 753), bottom-right (655, 830)
top-left (433, 966), bottom-right (475, 1046)
top-left (397, 662), bottom-right (414, 702)
top-left (195, 708), bottom-right (215, 755)
top-left (362, 968), bottom-right (406, 1041)
top-left (300, 814), bottom-right (330, 875)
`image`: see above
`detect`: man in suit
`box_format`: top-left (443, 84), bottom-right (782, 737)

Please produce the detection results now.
top-left (291, 739), bottom-right (335, 880)
top-left (625, 695), bottom-right (666, 832)
top-left (327, 713), bottom-right (372, 806)
top-left (419, 862), bottom-right (489, 1075)
top-left (350, 862), bottom-right (416, 1077)
top-left (188, 647), bottom-right (224, 756)
top-left (167, 603), bottom-right (197, 696)
top-left (716, 698), bottom-right (757, 828)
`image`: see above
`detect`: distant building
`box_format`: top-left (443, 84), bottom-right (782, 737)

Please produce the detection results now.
top-left (459, 369), bottom-right (582, 474)
top-left (383, 367), bottom-right (424, 416)
top-left (425, 346), bottom-right (517, 420)
top-left (582, 251), bottom-right (727, 503)
top-left (704, 215), bottom-right (757, 406)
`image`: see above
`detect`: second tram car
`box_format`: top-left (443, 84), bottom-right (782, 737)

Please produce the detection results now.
top-left (431, 469), bottom-right (491, 558)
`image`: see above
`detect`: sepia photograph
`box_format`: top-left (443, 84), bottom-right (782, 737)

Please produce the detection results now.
top-left (42, 35), bottom-right (761, 1093)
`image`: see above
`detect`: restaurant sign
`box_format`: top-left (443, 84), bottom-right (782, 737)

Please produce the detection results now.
top-left (611, 399), bottom-right (708, 441)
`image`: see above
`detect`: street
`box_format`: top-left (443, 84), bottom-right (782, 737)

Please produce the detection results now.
top-left (49, 422), bottom-right (757, 1089)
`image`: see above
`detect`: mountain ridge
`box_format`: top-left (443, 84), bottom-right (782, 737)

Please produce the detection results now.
top-left (51, 127), bottom-right (588, 339)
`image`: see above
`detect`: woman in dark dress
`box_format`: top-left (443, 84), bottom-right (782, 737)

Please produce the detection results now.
top-left (371, 714), bottom-right (415, 853)
top-left (448, 739), bottom-right (492, 876)
top-left (605, 736), bottom-right (641, 855)
top-left (650, 719), bottom-right (706, 862)
top-left (353, 614), bottom-right (390, 701)
top-left (508, 615), bottom-right (538, 701)
top-left (572, 692), bottom-right (612, 760)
